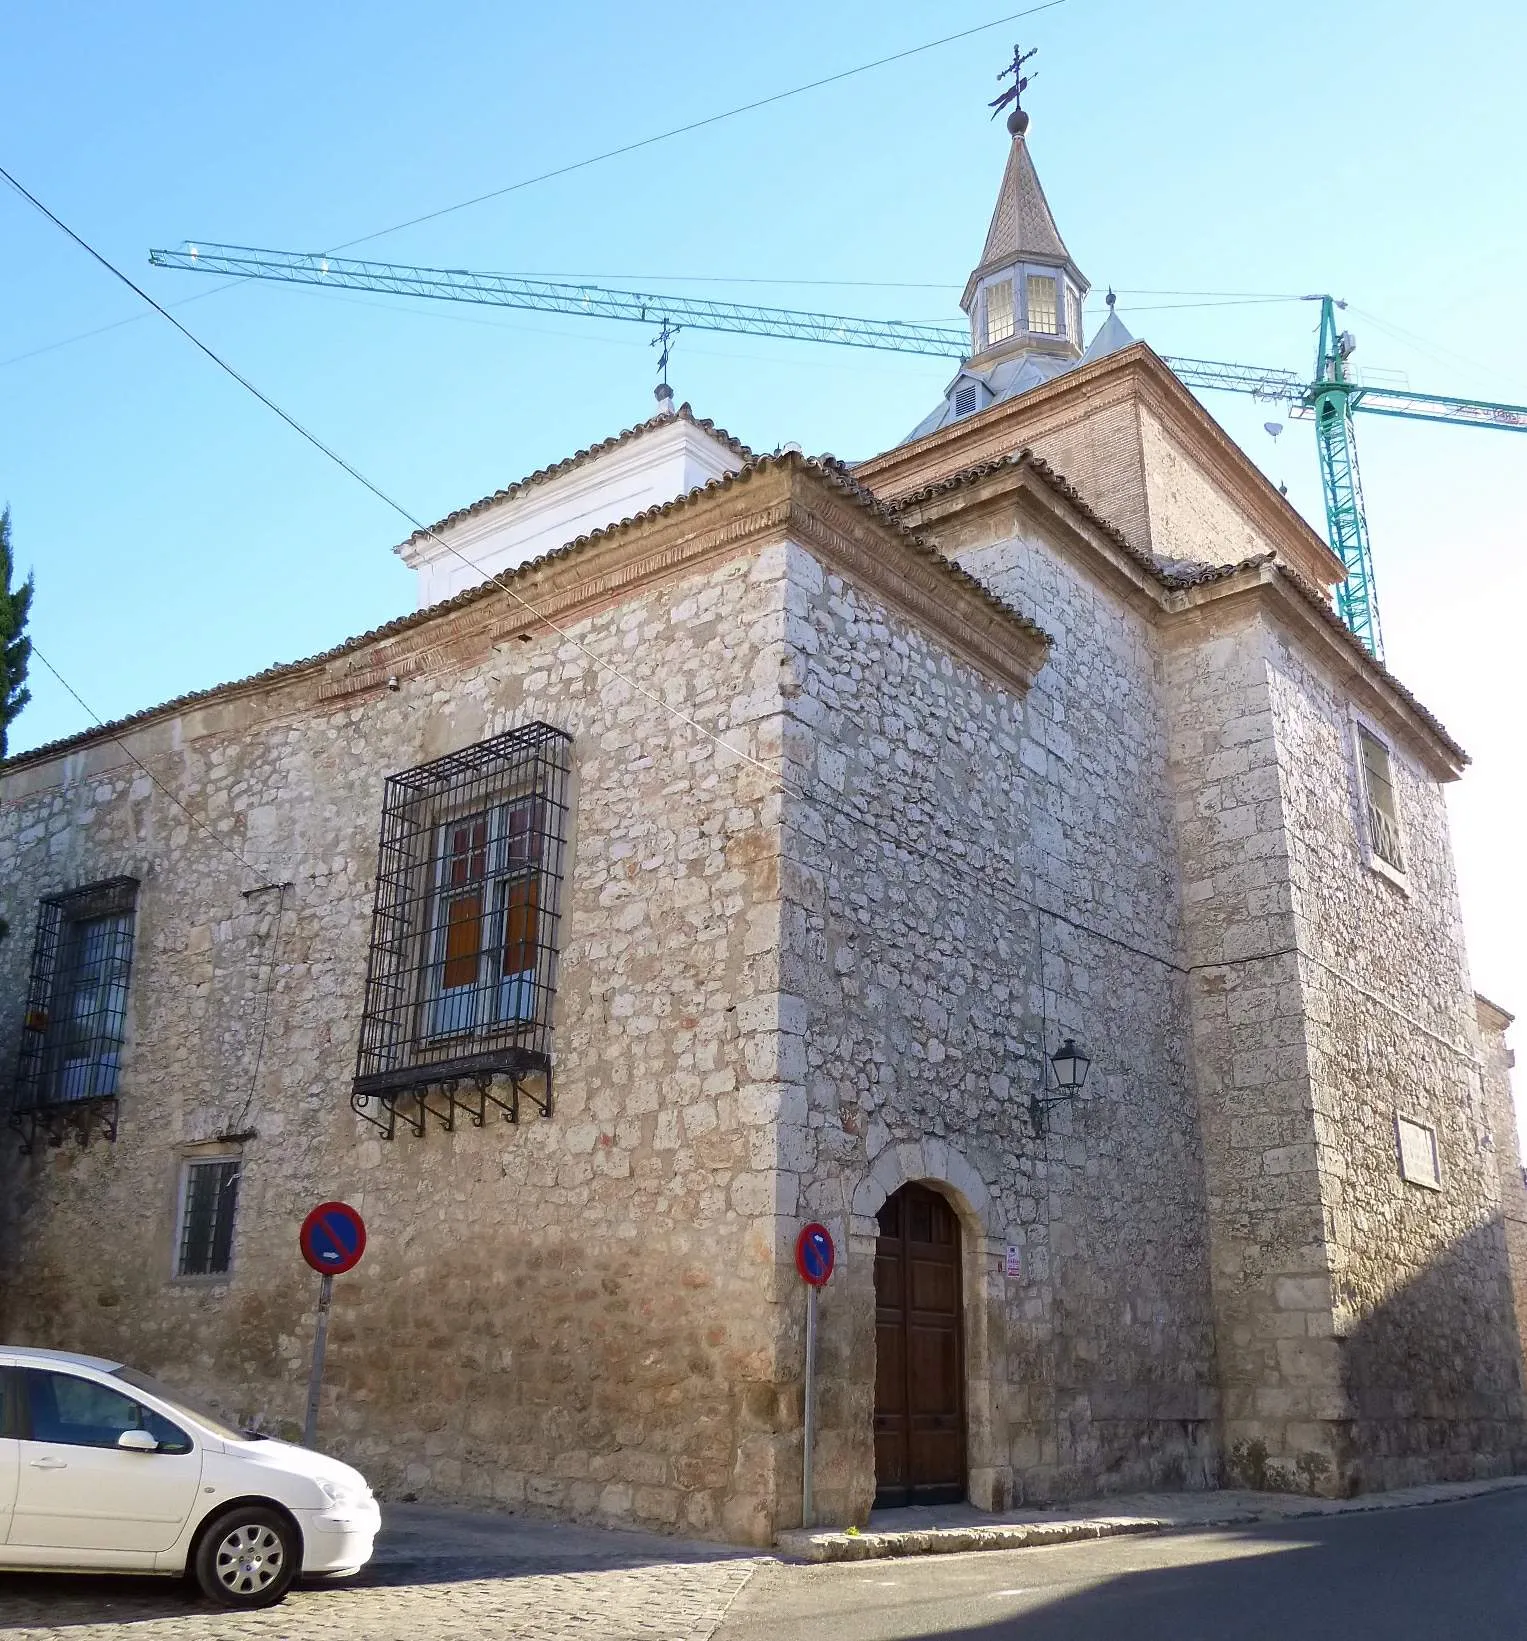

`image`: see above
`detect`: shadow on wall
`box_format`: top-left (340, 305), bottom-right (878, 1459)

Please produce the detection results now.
top-left (1222, 1214), bottom-right (1527, 1497)
top-left (1335, 1214), bottom-right (1527, 1493)
top-left (878, 1490), bottom-right (1527, 1641)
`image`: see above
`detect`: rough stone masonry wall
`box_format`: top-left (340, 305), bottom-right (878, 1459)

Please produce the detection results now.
top-left (1166, 597), bottom-right (1527, 1495)
top-left (1164, 605), bottom-right (1338, 1493)
top-left (1268, 631), bottom-right (1527, 1488)
top-left (782, 510), bottom-right (1218, 1524)
top-left (1477, 1002), bottom-right (1527, 1369)
top-left (0, 544), bottom-right (798, 1545)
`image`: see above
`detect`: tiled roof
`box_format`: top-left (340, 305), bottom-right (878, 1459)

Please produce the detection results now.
top-left (974, 135), bottom-right (1074, 278)
top-left (4, 450), bottom-right (1050, 772)
top-left (394, 402), bottom-right (754, 553)
top-left (886, 448), bottom-right (1166, 581)
top-left (1475, 992), bottom-right (1515, 1028)
top-left (880, 451), bottom-right (1468, 766)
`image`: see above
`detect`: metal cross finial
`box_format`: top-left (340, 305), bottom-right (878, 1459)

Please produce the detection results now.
top-left (989, 44), bottom-right (1038, 133)
top-left (652, 318), bottom-right (680, 388)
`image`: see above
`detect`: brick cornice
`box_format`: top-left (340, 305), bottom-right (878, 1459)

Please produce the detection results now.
top-left (855, 344), bottom-right (1345, 590)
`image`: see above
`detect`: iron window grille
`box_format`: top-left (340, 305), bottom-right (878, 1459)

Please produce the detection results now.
top-left (11, 877), bottom-right (139, 1153)
top-left (351, 723), bottom-right (572, 1138)
top-left (176, 1157), bottom-right (242, 1277)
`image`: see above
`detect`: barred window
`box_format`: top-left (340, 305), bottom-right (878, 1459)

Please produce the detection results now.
top-left (1066, 284), bottom-right (1084, 344)
top-left (1026, 274), bottom-right (1059, 335)
top-left (12, 878), bottom-right (138, 1148)
top-left (353, 724), bottom-right (571, 1138)
top-left (984, 279), bottom-right (1015, 347)
top-left (1358, 727), bottom-right (1405, 873)
top-left (176, 1157), bottom-right (241, 1277)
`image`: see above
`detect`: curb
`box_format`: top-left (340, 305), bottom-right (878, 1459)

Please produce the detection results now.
top-left (775, 1475), bottom-right (1527, 1564)
top-left (777, 1515), bottom-right (1171, 1563)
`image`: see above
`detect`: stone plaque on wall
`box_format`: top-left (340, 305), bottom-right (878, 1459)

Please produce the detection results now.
top-left (1396, 1115), bottom-right (1442, 1190)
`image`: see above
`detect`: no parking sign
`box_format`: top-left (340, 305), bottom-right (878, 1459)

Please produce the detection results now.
top-left (299, 1200), bottom-right (367, 1275)
top-left (299, 1200), bottom-right (366, 1446)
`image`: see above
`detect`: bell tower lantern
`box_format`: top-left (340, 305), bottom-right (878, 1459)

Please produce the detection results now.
top-left (903, 48), bottom-right (1092, 440)
top-left (963, 47), bottom-right (1089, 366)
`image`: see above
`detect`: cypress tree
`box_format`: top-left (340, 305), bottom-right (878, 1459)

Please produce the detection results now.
top-left (0, 505), bottom-right (33, 760)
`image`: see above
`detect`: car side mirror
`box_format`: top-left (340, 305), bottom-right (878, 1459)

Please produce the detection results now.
top-left (117, 1429), bottom-right (159, 1452)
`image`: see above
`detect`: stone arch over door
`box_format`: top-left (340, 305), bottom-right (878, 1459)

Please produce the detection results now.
top-left (850, 1139), bottom-right (1009, 1513)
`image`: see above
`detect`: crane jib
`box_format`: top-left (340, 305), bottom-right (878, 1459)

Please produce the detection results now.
top-left (148, 242), bottom-right (1527, 665)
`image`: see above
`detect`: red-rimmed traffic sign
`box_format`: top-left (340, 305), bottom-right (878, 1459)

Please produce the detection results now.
top-left (795, 1222), bottom-right (835, 1287)
top-left (299, 1201), bottom-right (367, 1276)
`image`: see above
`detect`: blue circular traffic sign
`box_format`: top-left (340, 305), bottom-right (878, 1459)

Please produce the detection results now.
top-left (300, 1201), bottom-right (367, 1275)
top-left (795, 1222), bottom-right (835, 1287)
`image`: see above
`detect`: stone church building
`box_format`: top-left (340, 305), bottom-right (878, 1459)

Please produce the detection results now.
top-left (3, 104), bottom-right (1524, 1546)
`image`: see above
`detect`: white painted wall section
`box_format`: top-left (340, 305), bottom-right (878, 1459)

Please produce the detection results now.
top-left (396, 415), bottom-right (746, 608)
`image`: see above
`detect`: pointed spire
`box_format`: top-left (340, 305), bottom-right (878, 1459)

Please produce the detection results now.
top-left (960, 53), bottom-right (1088, 337)
top-left (1080, 290), bottom-right (1136, 364)
top-left (974, 132), bottom-right (1073, 274)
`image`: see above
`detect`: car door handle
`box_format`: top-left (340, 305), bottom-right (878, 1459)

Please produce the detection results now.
top-left (28, 1457), bottom-right (67, 1470)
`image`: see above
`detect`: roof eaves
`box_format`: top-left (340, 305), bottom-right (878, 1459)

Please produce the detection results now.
top-left (881, 453), bottom-right (1466, 768)
top-left (806, 454), bottom-right (1052, 650)
top-left (883, 448), bottom-right (1167, 584)
top-left (4, 449), bottom-right (1051, 773)
top-left (395, 402), bottom-right (754, 552)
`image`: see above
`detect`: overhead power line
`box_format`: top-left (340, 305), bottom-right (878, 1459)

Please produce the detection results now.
top-left (1, 1), bottom-right (1070, 372)
top-left (330, 1), bottom-right (1073, 252)
top-left (1, 156), bottom-right (1191, 986)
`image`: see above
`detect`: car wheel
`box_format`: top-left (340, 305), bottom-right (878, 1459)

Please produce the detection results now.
top-left (194, 1505), bottom-right (299, 1608)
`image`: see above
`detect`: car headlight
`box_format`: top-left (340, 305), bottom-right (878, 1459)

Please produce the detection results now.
top-left (317, 1478), bottom-right (369, 1511)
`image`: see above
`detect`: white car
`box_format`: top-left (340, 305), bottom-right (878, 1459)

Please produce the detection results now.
top-left (0, 1346), bottom-right (380, 1608)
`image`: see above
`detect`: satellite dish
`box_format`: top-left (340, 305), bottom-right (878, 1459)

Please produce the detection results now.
top-left (1264, 421), bottom-right (1284, 439)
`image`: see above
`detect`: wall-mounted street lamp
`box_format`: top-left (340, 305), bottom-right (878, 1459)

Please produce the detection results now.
top-left (1029, 1037), bottom-right (1091, 1135)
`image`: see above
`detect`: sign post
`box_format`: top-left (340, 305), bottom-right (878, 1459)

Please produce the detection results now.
top-left (795, 1222), bottom-right (835, 1528)
top-left (299, 1201), bottom-right (367, 1448)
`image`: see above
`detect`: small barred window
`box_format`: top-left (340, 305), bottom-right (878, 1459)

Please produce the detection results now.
top-left (176, 1157), bottom-right (242, 1277)
top-left (1358, 727), bottom-right (1405, 873)
top-left (11, 878), bottom-right (138, 1151)
top-left (352, 724), bottom-right (571, 1138)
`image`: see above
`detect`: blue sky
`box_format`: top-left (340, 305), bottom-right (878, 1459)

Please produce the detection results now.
top-left (4, 1), bottom-right (1525, 1071)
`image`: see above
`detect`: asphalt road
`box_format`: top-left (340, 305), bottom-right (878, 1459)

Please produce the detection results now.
top-left (717, 1488), bottom-right (1527, 1641)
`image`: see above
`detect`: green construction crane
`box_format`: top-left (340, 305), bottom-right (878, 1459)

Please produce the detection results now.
top-left (149, 245), bottom-right (1527, 660)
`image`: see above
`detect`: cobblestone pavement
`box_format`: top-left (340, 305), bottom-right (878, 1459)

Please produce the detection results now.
top-left (0, 1504), bottom-right (766, 1641)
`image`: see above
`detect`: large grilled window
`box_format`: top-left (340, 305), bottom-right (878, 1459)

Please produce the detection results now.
top-left (11, 878), bottom-right (138, 1151)
top-left (352, 725), bottom-right (571, 1138)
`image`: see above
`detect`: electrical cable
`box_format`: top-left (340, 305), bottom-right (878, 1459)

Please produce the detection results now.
top-left (2, 1), bottom-right (1070, 372)
top-left (1, 158), bottom-right (1191, 990)
top-left (20, 163), bottom-right (1483, 1106)
top-left (29, 642), bottom-right (280, 891)
top-left (329, 2), bottom-right (1073, 253)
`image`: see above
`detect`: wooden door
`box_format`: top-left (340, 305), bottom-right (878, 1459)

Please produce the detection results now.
top-left (873, 1182), bottom-right (966, 1507)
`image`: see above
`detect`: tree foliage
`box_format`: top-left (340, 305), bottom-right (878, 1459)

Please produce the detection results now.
top-left (1, 505), bottom-right (33, 760)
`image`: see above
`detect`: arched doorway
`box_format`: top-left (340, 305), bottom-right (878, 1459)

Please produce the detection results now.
top-left (873, 1182), bottom-right (967, 1507)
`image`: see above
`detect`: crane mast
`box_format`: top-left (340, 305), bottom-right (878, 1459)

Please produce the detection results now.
top-left (1308, 297), bottom-right (1382, 657)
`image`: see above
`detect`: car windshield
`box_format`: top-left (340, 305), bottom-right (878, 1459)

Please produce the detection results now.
top-left (111, 1367), bottom-right (254, 1442)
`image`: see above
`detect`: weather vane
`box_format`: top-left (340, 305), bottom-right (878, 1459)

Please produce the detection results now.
top-left (989, 44), bottom-right (1038, 134)
top-left (652, 318), bottom-right (680, 390)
